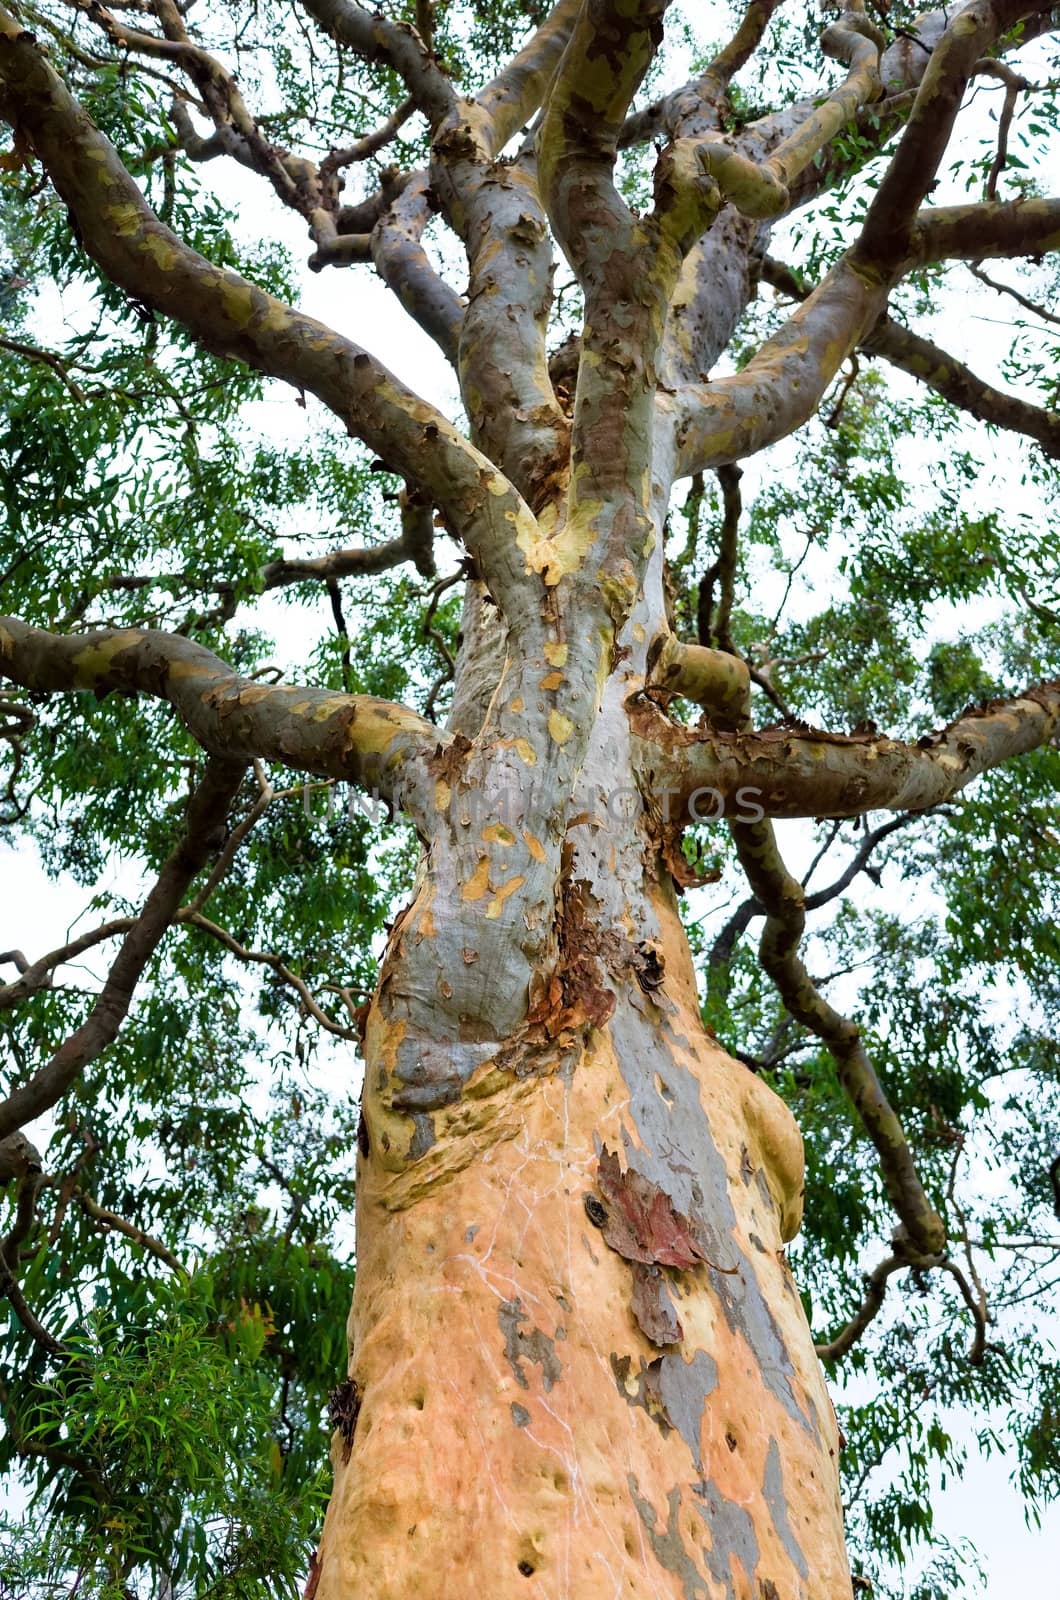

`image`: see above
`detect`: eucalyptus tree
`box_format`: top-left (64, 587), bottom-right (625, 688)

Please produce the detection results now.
top-left (1, 0), bottom-right (1059, 1596)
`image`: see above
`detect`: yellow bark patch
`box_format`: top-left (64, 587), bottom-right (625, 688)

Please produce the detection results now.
top-left (485, 875), bottom-right (525, 918)
top-left (522, 831), bottom-right (547, 864)
top-left (70, 632), bottom-right (140, 685)
top-left (142, 233), bottom-right (180, 271)
top-left (548, 710), bottom-right (574, 745)
top-left (513, 738), bottom-right (537, 766)
top-left (434, 780), bottom-right (451, 812)
top-left (508, 696), bottom-right (524, 714)
top-left (221, 280), bottom-right (257, 329)
top-left (104, 203), bottom-right (143, 239)
top-left (539, 671), bottom-right (565, 691)
top-left (482, 823), bottom-right (515, 845)
top-left (311, 697), bottom-right (347, 721)
top-left (235, 685), bottom-right (274, 707)
top-left (460, 857), bottom-right (492, 902)
top-left (543, 642), bottom-right (568, 668)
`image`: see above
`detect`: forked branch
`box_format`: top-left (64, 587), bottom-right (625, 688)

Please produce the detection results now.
top-left (0, 21), bottom-right (536, 620)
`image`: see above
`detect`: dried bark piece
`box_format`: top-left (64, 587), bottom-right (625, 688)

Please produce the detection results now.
top-left (631, 1261), bottom-right (684, 1346)
top-left (596, 1147), bottom-right (706, 1269)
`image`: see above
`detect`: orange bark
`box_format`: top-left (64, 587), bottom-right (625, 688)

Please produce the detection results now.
top-left (315, 889), bottom-right (849, 1599)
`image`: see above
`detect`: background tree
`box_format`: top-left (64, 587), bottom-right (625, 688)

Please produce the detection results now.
top-left (0, 1), bottom-right (1058, 1595)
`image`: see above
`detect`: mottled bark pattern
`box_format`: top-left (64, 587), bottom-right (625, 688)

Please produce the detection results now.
top-left (2, 1), bottom-right (1059, 1594)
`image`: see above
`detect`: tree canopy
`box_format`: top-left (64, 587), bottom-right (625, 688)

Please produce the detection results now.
top-left (0, 1), bottom-right (1059, 1596)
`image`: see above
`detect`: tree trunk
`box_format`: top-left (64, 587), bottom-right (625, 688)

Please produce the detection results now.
top-left (314, 672), bottom-right (851, 1598)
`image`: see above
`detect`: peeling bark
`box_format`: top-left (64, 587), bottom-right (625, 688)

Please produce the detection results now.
top-left (318, 884), bottom-right (847, 1600)
top-left (3, 2), bottom-right (1059, 1591)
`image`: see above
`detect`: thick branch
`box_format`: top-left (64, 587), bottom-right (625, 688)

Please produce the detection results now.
top-left (476, 0), bottom-right (582, 156)
top-left (913, 195), bottom-right (1060, 263)
top-left (705, 0), bottom-right (787, 91)
top-left (0, 757), bottom-right (245, 1141)
top-left (861, 314), bottom-right (1060, 456)
top-left (0, 24), bottom-right (535, 618)
top-left (853, 0), bottom-right (1050, 271)
top-left (298, 0), bottom-right (453, 128)
top-left (536, 0), bottom-right (670, 282)
top-left (0, 618), bottom-right (442, 815)
top-left (449, 149), bottom-right (569, 510)
top-left (673, 256), bottom-right (888, 477)
top-left (630, 679), bottom-right (1060, 819)
top-left (654, 9), bottom-right (884, 251)
top-left (760, 257), bottom-right (1060, 455)
top-left (646, 634), bottom-right (750, 730)
top-left (367, 171), bottom-right (464, 364)
top-left (535, 0), bottom-right (680, 604)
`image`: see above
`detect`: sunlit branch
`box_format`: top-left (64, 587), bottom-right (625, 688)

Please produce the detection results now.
top-left (655, 6), bottom-right (884, 249)
top-left (646, 634), bottom-right (751, 731)
top-left (536, 0), bottom-right (670, 280)
top-left (759, 253), bottom-right (1060, 453)
top-left (476, 0), bottom-right (582, 157)
top-left (704, 0), bottom-right (788, 91)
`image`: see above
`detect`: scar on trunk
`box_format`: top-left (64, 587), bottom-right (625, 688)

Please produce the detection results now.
top-left (327, 1377), bottom-right (362, 1462)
